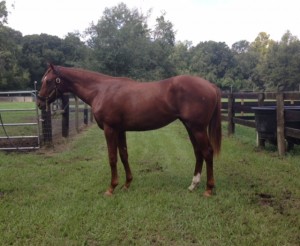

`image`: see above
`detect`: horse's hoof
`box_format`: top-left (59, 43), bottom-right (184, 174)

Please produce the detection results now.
top-left (121, 185), bottom-right (129, 191)
top-left (104, 190), bottom-right (113, 196)
top-left (188, 185), bottom-right (195, 192)
top-left (203, 190), bottom-right (213, 197)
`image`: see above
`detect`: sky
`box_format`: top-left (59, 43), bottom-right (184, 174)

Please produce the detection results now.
top-left (5, 0), bottom-right (300, 46)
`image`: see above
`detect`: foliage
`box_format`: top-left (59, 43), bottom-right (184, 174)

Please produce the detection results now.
top-left (21, 33), bottom-right (89, 84)
top-left (189, 41), bottom-right (235, 87)
top-left (86, 3), bottom-right (150, 78)
top-left (0, 26), bottom-right (29, 90)
top-left (261, 31), bottom-right (300, 90)
top-left (86, 3), bottom-right (176, 80)
top-left (0, 0), bottom-right (7, 25)
top-left (170, 40), bottom-right (193, 75)
top-left (1, 1), bottom-right (300, 91)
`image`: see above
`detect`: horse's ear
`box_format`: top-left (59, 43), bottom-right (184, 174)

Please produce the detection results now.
top-left (48, 63), bottom-right (60, 75)
top-left (48, 63), bottom-right (59, 74)
top-left (48, 63), bottom-right (55, 71)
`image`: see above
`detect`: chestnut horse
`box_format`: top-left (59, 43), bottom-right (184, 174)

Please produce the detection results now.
top-left (37, 64), bottom-right (221, 196)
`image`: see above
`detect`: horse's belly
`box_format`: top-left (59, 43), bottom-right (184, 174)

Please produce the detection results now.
top-left (125, 113), bottom-right (176, 131)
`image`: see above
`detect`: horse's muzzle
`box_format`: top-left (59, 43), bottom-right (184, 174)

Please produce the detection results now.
top-left (37, 99), bottom-right (47, 110)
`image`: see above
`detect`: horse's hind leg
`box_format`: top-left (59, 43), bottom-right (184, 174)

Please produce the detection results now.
top-left (189, 126), bottom-right (215, 196)
top-left (118, 132), bottom-right (133, 189)
top-left (185, 127), bottom-right (204, 191)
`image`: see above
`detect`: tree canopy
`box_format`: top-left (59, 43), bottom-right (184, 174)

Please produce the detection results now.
top-left (1, 1), bottom-right (300, 91)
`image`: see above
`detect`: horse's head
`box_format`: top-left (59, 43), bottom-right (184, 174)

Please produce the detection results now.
top-left (37, 64), bottom-right (65, 110)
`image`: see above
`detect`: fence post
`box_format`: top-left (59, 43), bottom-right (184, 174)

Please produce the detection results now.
top-left (276, 92), bottom-right (285, 156)
top-left (227, 92), bottom-right (235, 136)
top-left (90, 107), bottom-right (94, 123)
top-left (84, 103), bottom-right (88, 125)
top-left (61, 94), bottom-right (69, 138)
top-left (74, 96), bottom-right (79, 133)
top-left (41, 109), bottom-right (52, 144)
top-left (257, 92), bottom-right (265, 148)
top-left (258, 92), bottom-right (265, 106)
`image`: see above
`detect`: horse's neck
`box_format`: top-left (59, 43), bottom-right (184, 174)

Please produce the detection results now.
top-left (62, 69), bottom-right (105, 106)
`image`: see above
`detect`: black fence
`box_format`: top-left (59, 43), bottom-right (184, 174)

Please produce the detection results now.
top-left (221, 91), bottom-right (300, 156)
top-left (40, 93), bottom-right (93, 145)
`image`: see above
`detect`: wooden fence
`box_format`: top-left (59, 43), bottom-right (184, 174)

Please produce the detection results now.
top-left (221, 91), bottom-right (300, 156)
top-left (40, 93), bottom-right (93, 145)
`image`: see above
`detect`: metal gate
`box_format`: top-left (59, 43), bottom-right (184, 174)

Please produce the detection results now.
top-left (0, 90), bottom-right (40, 150)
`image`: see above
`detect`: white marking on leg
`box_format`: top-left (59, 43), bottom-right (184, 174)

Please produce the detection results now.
top-left (188, 173), bottom-right (201, 191)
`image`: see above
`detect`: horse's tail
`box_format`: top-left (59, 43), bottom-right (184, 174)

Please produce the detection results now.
top-left (208, 86), bottom-right (222, 155)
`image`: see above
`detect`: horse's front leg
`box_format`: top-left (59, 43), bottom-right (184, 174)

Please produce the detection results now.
top-left (118, 132), bottom-right (133, 189)
top-left (104, 125), bottom-right (119, 196)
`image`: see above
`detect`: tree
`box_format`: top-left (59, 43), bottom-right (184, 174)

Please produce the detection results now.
top-left (62, 32), bottom-right (90, 68)
top-left (21, 34), bottom-right (65, 83)
top-left (152, 13), bottom-right (175, 46)
top-left (246, 32), bottom-right (274, 90)
top-left (86, 3), bottom-right (177, 80)
top-left (0, 0), bottom-right (8, 25)
top-left (0, 1), bottom-right (29, 90)
top-left (230, 40), bottom-right (256, 90)
top-left (20, 33), bottom-right (90, 85)
top-left (189, 41), bottom-right (235, 87)
top-left (262, 31), bottom-right (300, 90)
top-left (170, 40), bottom-right (193, 75)
top-left (250, 32), bottom-right (273, 57)
top-left (150, 13), bottom-right (177, 79)
top-left (86, 3), bottom-right (150, 78)
top-left (231, 40), bottom-right (250, 54)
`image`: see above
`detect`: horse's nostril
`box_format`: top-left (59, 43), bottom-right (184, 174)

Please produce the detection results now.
top-left (37, 102), bottom-right (43, 109)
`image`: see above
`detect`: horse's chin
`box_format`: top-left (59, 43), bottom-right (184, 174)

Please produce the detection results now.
top-left (37, 101), bottom-right (47, 110)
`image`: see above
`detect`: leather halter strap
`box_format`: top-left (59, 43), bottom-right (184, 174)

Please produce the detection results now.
top-left (38, 77), bottom-right (62, 111)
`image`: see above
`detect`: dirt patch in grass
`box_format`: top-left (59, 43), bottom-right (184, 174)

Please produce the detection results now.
top-left (0, 138), bottom-right (39, 150)
top-left (256, 191), bottom-right (300, 215)
top-left (257, 193), bottom-right (274, 206)
top-left (139, 161), bottom-right (164, 173)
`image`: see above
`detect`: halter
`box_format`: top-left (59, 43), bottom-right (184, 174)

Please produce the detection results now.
top-left (38, 77), bottom-right (62, 112)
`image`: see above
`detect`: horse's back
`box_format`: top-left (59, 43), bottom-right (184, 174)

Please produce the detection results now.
top-left (172, 75), bottom-right (217, 93)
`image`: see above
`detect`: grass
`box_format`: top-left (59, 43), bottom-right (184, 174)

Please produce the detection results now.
top-left (0, 121), bottom-right (300, 245)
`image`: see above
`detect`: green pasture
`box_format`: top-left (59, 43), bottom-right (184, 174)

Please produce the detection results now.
top-left (0, 122), bottom-right (299, 245)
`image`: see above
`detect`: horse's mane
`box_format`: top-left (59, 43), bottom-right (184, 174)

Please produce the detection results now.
top-left (59, 66), bottom-right (136, 82)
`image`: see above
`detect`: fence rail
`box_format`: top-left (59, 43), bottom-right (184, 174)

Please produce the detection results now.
top-left (0, 90), bottom-right (40, 150)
